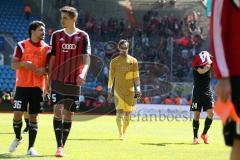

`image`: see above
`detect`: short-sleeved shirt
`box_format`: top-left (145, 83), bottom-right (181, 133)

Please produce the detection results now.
top-left (50, 28), bottom-right (91, 84)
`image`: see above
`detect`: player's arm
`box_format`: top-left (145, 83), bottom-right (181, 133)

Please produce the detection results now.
top-left (107, 60), bottom-right (115, 103)
top-left (43, 74), bottom-right (49, 93)
top-left (44, 50), bottom-right (52, 74)
top-left (195, 64), bottom-right (211, 74)
top-left (11, 45), bottom-right (35, 71)
top-left (48, 56), bottom-right (55, 76)
top-left (211, 0), bottom-right (231, 102)
top-left (212, 0), bottom-right (229, 79)
top-left (133, 60), bottom-right (141, 98)
top-left (48, 33), bottom-right (56, 75)
top-left (11, 45), bottom-right (23, 70)
top-left (47, 56), bottom-right (55, 90)
top-left (11, 57), bottom-right (23, 70)
top-left (42, 50), bottom-right (53, 93)
top-left (79, 54), bottom-right (90, 80)
top-left (108, 60), bottom-right (115, 94)
top-left (77, 33), bottom-right (91, 86)
top-left (47, 33), bottom-right (56, 88)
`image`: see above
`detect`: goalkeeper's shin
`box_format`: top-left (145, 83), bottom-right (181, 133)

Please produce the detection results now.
top-left (123, 114), bottom-right (131, 134)
top-left (116, 111), bottom-right (124, 136)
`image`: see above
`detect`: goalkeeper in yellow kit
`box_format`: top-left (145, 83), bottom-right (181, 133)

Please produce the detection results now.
top-left (108, 39), bottom-right (141, 140)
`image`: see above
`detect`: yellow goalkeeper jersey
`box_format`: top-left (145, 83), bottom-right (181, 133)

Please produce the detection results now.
top-left (108, 54), bottom-right (139, 96)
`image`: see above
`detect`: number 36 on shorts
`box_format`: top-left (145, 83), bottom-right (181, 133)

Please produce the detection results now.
top-left (13, 100), bottom-right (22, 109)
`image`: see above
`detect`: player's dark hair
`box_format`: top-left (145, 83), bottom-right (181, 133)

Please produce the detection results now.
top-left (59, 6), bottom-right (78, 19)
top-left (28, 20), bottom-right (45, 38)
top-left (118, 39), bottom-right (129, 50)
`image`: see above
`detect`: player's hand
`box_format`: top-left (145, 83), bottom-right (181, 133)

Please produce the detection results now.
top-left (21, 61), bottom-right (36, 71)
top-left (76, 76), bottom-right (85, 86)
top-left (197, 64), bottom-right (211, 74)
top-left (134, 91), bottom-right (142, 99)
top-left (35, 67), bottom-right (46, 76)
top-left (44, 85), bottom-right (50, 94)
top-left (204, 64), bottom-right (211, 70)
top-left (107, 93), bottom-right (113, 104)
top-left (215, 78), bottom-right (231, 103)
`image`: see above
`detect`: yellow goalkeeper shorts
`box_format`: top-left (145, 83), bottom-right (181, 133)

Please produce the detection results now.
top-left (114, 94), bottom-right (136, 112)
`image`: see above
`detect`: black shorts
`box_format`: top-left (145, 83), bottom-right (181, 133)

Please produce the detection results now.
top-left (51, 81), bottom-right (81, 112)
top-left (223, 76), bottom-right (240, 146)
top-left (13, 87), bottom-right (43, 114)
top-left (190, 94), bottom-right (214, 112)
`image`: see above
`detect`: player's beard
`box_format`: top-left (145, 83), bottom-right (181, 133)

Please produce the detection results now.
top-left (39, 34), bottom-right (45, 40)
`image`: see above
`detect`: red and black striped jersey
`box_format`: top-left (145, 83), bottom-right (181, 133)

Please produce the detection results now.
top-left (50, 28), bottom-right (91, 84)
top-left (211, 0), bottom-right (240, 79)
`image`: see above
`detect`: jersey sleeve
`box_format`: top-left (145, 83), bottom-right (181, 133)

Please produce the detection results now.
top-left (211, 0), bottom-right (229, 79)
top-left (12, 44), bottom-right (23, 59)
top-left (133, 59), bottom-right (140, 81)
top-left (108, 60), bottom-right (115, 89)
top-left (50, 33), bottom-right (56, 56)
top-left (82, 33), bottom-right (91, 55)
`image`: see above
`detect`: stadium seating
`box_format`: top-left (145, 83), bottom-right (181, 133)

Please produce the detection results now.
top-left (0, 64), bottom-right (104, 92)
top-left (0, 36), bottom-right (5, 51)
top-left (0, 65), bottom-right (15, 92)
top-left (0, 0), bottom-right (51, 92)
top-left (0, 0), bottom-right (209, 102)
top-left (0, 0), bottom-right (49, 43)
top-left (0, 0), bottom-right (27, 41)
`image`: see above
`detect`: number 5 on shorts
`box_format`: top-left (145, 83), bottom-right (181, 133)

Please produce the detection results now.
top-left (51, 93), bottom-right (57, 103)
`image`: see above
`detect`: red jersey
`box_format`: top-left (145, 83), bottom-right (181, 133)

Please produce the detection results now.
top-left (192, 51), bottom-right (212, 68)
top-left (50, 28), bottom-right (91, 84)
top-left (210, 0), bottom-right (240, 79)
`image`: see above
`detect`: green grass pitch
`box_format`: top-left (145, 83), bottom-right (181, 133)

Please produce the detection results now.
top-left (0, 113), bottom-right (230, 160)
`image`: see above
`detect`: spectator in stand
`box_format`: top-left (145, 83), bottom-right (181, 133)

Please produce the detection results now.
top-left (103, 65), bottom-right (109, 84)
top-left (79, 94), bottom-right (85, 104)
top-left (151, 95), bottom-right (161, 104)
top-left (79, 9), bottom-right (204, 84)
top-left (48, 28), bottom-right (54, 37)
top-left (93, 85), bottom-right (105, 108)
top-left (143, 97), bottom-right (151, 104)
top-left (174, 96), bottom-right (181, 105)
top-left (164, 96), bottom-right (173, 105)
top-left (97, 94), bottom-right (106, 104)
top-left (180, 97), bottom-right (188, 105)
top-left (141, 33), bottom-right (149, 49)
top-left (24, 4), bottom-right (31, 20)
top-left (2, 91), bottom-right (11, 101)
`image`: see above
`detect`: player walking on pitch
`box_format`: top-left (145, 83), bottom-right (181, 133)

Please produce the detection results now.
top-left (108, 39), bottom-right (141, 140)
top-left (48, 6), bottom-right (91, 157)
top-left (9, 21), bottom-right (50, 156)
